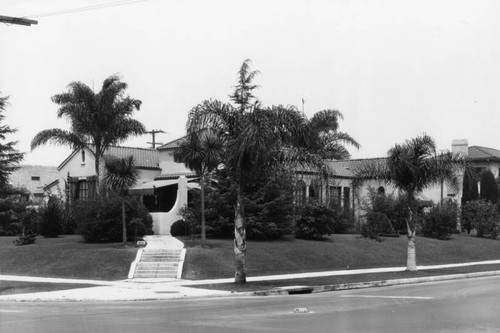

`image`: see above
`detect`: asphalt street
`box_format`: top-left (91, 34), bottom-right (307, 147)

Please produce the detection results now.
top-left (1, 275), bottom-right (499, 332)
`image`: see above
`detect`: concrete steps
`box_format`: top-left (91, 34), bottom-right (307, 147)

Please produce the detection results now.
top-left (130, 246), bottom-right (185, 279)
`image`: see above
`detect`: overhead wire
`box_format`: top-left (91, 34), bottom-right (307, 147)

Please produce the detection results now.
top-left (23, 0), bottom-right (148, 19)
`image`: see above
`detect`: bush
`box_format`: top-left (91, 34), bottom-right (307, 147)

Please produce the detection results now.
top-left (480, 170), bottom-right (499, 204)
top-left (294, 202), bottom-right (335, 240)
top-left (170, 219), bottom-right (190, 236)
top-left (195, 170), bottom-right (294, 240)
top-left (14, 231), bottom-right (36, 246)
top-left (462, 200), bottom-right (499, 239)
top-left (422, 200), bottom-right (458, 240)
top-left (74, 193), bottom-right (153, 243)
top-left (39, 194), bottom-right (64, 237)
top-left (360, 188), bottom-right (408, 239)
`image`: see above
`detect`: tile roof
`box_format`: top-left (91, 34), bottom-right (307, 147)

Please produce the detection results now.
top-left (467, 146), bottom-right (500, 161)
top-left (157, 136), bottom-right (186, 150)
top-left (155, 172), bottom-right (197, 180)
top-left (59, 146), bottom-right (160, 170)
top-left (325, 158), bottom-right (387, 178)
top-left (9, 165), bottom-right (58, 194)
top-left (103, 146), bottom-right (160, 169)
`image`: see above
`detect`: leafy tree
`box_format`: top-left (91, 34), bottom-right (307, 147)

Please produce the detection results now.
top-left (355, 135), bottom-right (464, 271)
top-left (0, 94), bottom-right (27, 236)
top-left (103, 155), bottom-right (140, 245)
top-left (462, 199), bottom-right (498, 238)
top-left (39, 194), bottom-right (64, 237)
top-left (185, 60), bottom-right (358, 283)
top-left (31, 75), bottom-right (145, 189)
top-left (461, 168), bottom-right (479, 205)
top-left (0, 94), bottom-right (24, 185)
top-left (175, 130), bottom-right (222, 244)
top-left (480, 169), bottom-right (498, 204)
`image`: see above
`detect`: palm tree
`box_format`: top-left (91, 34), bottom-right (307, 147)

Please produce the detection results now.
top-left (185, 60), bottom-right (359, 283)
top-left (355, 135), bottom-right (464, 271)
top-left (103, 155), bottom-right (140, 245)
top-left (307, 109), bottom-right (360, 160)
top-left (31, 75), bottom-right (145, 190)
top-left (175, 130), bottom-right (222, 244)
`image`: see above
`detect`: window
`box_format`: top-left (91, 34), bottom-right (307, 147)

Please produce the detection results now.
top-left (328, 186), bottom-right (341, 208)
top-left (295, 180), bottom-right (306, 206)
top-left (343, 187), bottom-right (350, 210)
top-left (31, 176), bottom-right (40, 181)
top-left (77, 180), bottom-right (88, 201)
top-left (81, 150), bottom-right (85, 163)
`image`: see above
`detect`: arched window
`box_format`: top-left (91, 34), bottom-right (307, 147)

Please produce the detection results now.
top-left (295, 180), bottom-right (306, 206)
top-left (377, 186), bottom-right (385, 195)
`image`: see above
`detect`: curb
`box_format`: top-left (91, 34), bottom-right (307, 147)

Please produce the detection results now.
top-left (252, 270), bottom-right (500, 296)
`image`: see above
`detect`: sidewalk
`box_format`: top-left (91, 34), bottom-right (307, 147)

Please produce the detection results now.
top-left (1, 260), bottom-right (500, 302)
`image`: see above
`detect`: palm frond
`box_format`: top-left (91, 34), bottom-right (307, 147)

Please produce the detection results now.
top-left (103, 155), bottom-right (139, 192)
top-left (30, 128), bottom-right (86, 151)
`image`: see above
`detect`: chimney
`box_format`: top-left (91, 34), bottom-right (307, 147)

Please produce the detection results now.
top-left (452, 139), bottom-right (468, 156)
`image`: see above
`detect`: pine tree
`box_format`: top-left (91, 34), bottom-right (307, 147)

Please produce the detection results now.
top-left (0, 94), bottom-right (24, 187)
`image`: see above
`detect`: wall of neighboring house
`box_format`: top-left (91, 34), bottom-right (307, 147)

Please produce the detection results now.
top-left (472, 161), bottom-right (500, 178)
top-left (159, 149), bottom-right (192, 174)
top-left (295, 173), bottom-right (464, 224)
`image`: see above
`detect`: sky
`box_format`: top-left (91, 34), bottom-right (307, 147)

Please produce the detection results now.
top-left (1, 0), bottom-right (500, 166)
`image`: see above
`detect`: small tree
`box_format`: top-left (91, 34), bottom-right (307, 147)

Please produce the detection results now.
top-left (39, 194), bottom-right (64, 237)
top-left (462, 200), bottom-right (498, 238)
top-left (103, 155), bottom-right (139, 245)
top-left (480, 170), bottom-right (498, 204)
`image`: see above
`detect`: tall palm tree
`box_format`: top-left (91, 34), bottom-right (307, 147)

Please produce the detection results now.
top-left (355, 135), bottom-right (464, 271)
top-left (185, 60), bottom-right (359, 283)
top-left (103, 155), bottom-right (140, 245)
top-left (307, 109), bottom-right (360, 160)
top-left (175, 130), bottom-right (222, 244)
top-left (31, 75), bottom-right (145, 190)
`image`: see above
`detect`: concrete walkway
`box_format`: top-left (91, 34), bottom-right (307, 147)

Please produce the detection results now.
top-left (1, 259), bottom-right (500, 302)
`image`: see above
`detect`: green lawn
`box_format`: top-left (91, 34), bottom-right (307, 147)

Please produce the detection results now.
top-left (181, 233), bottom-right (500, 279)
top-left (0, 235), bottom-right (137, 280)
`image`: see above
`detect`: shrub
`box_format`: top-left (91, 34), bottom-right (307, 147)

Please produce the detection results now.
top-left (294, 202), bottom-right (335, 240)
top-left (196, 170), bottom-right (294, 239)
top-left (14, 231), bottom-right (36, 246)
top-left (170, 219), bottom-right (190, 236)
top-left (422, 200), bottom-right (458, 240)
top-left (74, 193), bottom-right (153, 243)
top-left (480, 170), bottom-right (498, 204)
top-left (462, 199), bottom-right (499, 239)
top-left (39, 194), bottom-right (64, 237)
top-left (360, 188), bottom-right (408, 238)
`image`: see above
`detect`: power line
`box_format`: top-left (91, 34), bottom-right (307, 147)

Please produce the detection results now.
top-left (25, 0), bottom-right (148, 19)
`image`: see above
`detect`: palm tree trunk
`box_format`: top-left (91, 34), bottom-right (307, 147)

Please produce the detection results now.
top-left (234, 184), bottom-right (246, 284)
top-left (122, 199), bottom-right (127, 245)
top-left (406, 210), bottom-right (417, 271)
top-left (94, 145), bottom-right (101, 192)
top-left (200, 173), bottom-right (206, 244)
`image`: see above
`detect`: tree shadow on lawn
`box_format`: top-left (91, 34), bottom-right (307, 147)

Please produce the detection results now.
top-left (0, 281), bottom-right (96, 296)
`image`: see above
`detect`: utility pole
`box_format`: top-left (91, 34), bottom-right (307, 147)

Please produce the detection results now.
top-left (0, 15), bottom-right (38, 26)
top-left (146, 129), bottom-right (165, 149)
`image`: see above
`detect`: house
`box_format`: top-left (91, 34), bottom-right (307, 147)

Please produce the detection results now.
top-left (45, 139), bottom-right (197, 235)
top-left (9, 165), bottom-right (58, 205)
top-left (294, 140), bottom-right (469, 222)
